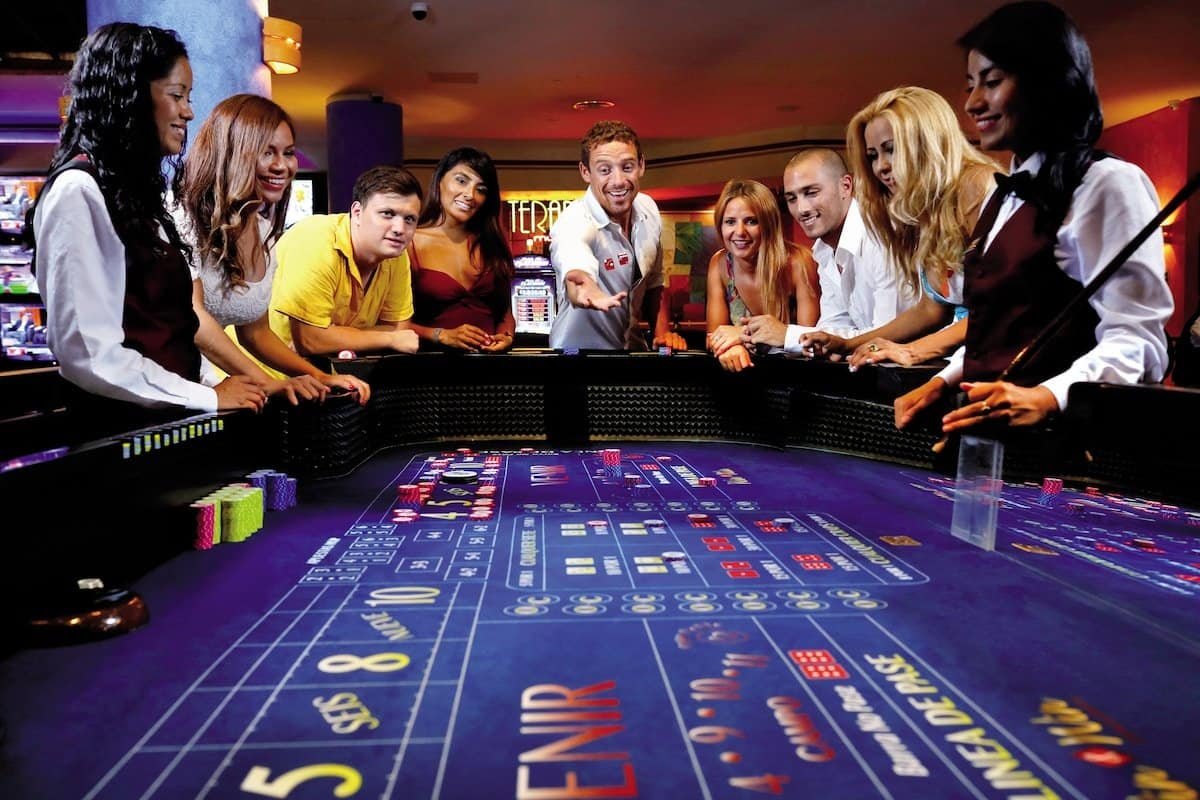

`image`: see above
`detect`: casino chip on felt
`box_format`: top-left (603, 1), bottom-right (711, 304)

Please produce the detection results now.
top-left (442, 469), bottom-right (479, 484)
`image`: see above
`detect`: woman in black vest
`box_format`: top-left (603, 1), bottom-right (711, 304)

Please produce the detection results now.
top-left (895, 1), bottom-right (1172, 434)
top-left (32, 22), bottom-right (266, 421)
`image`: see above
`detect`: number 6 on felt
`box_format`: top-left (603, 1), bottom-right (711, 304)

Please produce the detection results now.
top-left (241, 764), bottom-right (362, 797)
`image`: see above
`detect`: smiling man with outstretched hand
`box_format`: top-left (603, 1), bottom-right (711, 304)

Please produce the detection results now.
top-left (548, 121), bottom-right (686, 352)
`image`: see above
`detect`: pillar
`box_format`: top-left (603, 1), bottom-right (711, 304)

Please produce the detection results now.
top-left (87, 0), bottom-right (271, 130)
top-left (326, 96), bottom-right (404, 212)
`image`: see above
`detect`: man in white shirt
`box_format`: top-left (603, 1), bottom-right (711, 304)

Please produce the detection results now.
top-left (549, 121), bottom-right (686, 351)
top-left (742, 148), bottom-right (916, 354)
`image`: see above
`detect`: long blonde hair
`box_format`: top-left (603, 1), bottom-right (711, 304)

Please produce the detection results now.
top-left (178, 94), bottom-right (294, 289)
top-left (847, 86), bottom-right (996, 294)
top-left (713, 179), bottom-right (800, 322)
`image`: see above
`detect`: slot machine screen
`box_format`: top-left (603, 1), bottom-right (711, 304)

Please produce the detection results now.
top-left (0, 175), bottom-right (44, 299)
top-left (283, 172), bottom-right (328, 230)
top-left (1, 301), bottom-right (55, 366)
top-left (510, 253), bottom-right (556, 336)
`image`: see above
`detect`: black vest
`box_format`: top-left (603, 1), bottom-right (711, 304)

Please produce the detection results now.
top-left (962, 184), bottom-right (1098, 385)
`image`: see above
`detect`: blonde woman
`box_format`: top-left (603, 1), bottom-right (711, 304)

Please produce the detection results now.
top-left (799, 87), bottom-right (997, 367)
top-left (177, 94), bottom-right (368, 403)
top-left (707, 179), bottom-right (819, 371)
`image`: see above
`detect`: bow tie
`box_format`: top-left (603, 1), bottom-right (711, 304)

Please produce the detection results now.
top-left (994, 171), bottom-right (1036, 201)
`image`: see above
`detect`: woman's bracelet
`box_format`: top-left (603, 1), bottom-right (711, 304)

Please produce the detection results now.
top-left (433, 327), bottom-right (444, 343)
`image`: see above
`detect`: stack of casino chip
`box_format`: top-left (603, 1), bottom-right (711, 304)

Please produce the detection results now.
top-left (601, 448), bottom-right (623, 480)
top-left (244, 469), bottom-right (298, 511)
top-left (1039, 477), bottom-right (1064, 506)
top-left (246, 470), bottom-right (270, 491)
top-left (192, 484), bottom-right (265, 543)
top-left (699, 477), bottom-right (717, 488)
top-left (266, 473), bottom-right (297, 511)
top-left (396, 483), bottom-right (421, 506)
top-left (223, 484), bottom-right (264, 541)
top-left (190, 499), bottom-right (219, 550)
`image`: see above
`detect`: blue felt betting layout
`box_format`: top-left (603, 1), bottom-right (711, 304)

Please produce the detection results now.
top-left (4, 443), bottom-right (1199, 800)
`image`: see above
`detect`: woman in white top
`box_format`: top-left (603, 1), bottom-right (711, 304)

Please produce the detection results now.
top-left (896, 1), bottom-right (1171, 433)
top-left (176, 94), bottom-right (369, 404)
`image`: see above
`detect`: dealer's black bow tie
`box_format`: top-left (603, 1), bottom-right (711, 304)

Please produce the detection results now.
top-left (994, 170), bottom-right (1036, 201)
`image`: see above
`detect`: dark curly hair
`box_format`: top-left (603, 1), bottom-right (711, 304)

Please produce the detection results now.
top-left (418, 147), bottom-right (514, 280)
top-left (959, 1), bottom-right (1104, 232)
top-left (41, 22), bottom-right (191, 259)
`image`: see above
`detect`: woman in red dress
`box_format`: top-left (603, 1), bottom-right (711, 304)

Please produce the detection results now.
top-left (408, 147), bottom-right (516, 351)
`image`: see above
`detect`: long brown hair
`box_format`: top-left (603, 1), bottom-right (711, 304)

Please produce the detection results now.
top-left (846, 86), bottom-right (997, 294)
top-left (178, 94), bottom-right (295, 289)
top-left (713, 179), bottom-right (803, 322)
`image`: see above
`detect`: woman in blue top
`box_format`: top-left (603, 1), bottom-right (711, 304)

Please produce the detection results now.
top-left (800, 87), bottom-right (997, 369)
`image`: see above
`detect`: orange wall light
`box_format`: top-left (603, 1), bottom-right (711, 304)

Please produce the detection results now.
top-left (263, 16), bottom-right (302, 75)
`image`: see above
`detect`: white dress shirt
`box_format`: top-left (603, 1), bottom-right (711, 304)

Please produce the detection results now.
top-left (34, 169), bottom-right (217, 411)
top-left (935, 153), bottom-right (1172, 409)
top-left (783, 199), bottom-right (918, 352)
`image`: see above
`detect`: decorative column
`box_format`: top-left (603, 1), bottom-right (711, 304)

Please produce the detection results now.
top-left (326, 96), bottom-right (404, 212)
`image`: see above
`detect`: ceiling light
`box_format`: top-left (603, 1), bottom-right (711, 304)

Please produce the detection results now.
top-left (263, 16), bottom-right (302, 75)
top-left (572, 99), bottom-right (615, 111)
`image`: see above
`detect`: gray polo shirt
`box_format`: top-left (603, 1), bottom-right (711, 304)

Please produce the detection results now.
top-left (548, 188), bottom-right (664, 350)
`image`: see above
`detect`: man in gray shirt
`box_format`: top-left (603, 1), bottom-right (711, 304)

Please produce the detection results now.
top-left (549, 121), bottom-right (685, 351)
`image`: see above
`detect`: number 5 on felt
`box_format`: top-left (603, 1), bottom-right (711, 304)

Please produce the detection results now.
top-left (241, 764), bottom-right (362, 797)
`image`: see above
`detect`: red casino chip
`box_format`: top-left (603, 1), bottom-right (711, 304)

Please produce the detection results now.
top-left (1074, 747), bottom-right (1132, 768)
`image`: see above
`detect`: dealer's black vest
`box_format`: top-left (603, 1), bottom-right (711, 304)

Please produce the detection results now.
top-left (961, 182), bottom-right (1098, 385)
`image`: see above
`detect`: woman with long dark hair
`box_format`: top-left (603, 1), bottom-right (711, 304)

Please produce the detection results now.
top-left (896, 0), bottom-right (1172, 432)
top-left (407, 147), bottom-right (516, 351)
top-left (32, 23), bottom-right (264, 415)
top-left (176, 94), bottom-right (369, 403)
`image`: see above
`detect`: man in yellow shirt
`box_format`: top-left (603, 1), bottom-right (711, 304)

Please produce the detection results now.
top-left (271, 166), bottom-right (422, 357)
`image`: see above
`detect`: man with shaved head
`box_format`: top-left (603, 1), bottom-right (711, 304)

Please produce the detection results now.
top-left (741, 148), bottom-right (917, 354)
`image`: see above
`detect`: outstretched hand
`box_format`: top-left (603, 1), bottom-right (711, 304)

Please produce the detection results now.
top-left (566, 272), bottom-right (627, 311)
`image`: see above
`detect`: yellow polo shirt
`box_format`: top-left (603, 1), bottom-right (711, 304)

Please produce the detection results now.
top-left (270, 213), bottom-right (413, 351)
